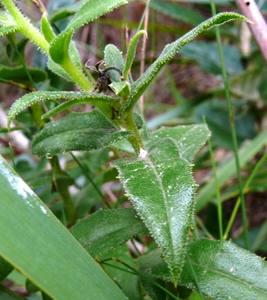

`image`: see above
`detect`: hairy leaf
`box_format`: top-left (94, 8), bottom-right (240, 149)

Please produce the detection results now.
top-left (0, 156), bottom-right (127, 300)
top-left (150, 124), bottom-right (210, 162)
top-left (50, 0), bottom-right (127, 66)
top-left (181, 239), bottom-right (267, 300)
top-left (114, 138), bottom-right (195, 284)
top-left (32, 111), bottom-right (129, 156)
top-left (104, 44), bottom-right (125, 81)
top-left (8, 91), bottom-right (119, 122)
top-left (0, 65), bottom-right (47, 85)
top-left (71, 208), bottom-right (146, 257)
top-left (122, 12), bottom-right (246, 112)
top-left (123, 30), bottom-right (146, 79)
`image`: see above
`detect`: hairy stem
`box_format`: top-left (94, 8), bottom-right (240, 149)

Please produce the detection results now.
top-left (2, 0), bottom-right (49, 52)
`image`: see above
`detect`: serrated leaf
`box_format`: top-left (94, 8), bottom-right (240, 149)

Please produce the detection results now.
top-left (0, 156), bottom-right (127, 300)
top-left (150, 124), bottom-right (210, 162)
top-left (50, 0), bottom-right (127, 67)
top-left (122, 12), bottom-right (246, 112)
top-left (123, 30), bottom-right (146, 79)
top-left (0, 65), bottom-right (47, 85)
top-left (32, 110), bottom-right (129, 156)
top-left (104, 44), bottom-right (125, 81)
top-left (181, 239), bottom-right (267, 300)
top-left (71, 208), bottom-right (147, 257)
top-left (8, 91), bottom-right (119, 122)
top-left (114, 138), bottom-right (195, 284)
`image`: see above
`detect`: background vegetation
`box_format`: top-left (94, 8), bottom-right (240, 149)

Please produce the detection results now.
top-left (0, 0), bottom-right (267, 299)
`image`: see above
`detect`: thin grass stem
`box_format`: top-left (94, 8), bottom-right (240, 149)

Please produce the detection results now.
top-left (210, 0), bottom-right (249, 249)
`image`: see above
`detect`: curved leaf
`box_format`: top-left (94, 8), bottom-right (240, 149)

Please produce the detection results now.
top-left (32, 111), bottom-right (129, 156)
top-left (50, 0), bottom-right (127, 66)
top-left (0, 156), bottom-right (127, 300)
top-left (123, 30), bottom-right (146, 79)
top-left (122, 12), bottom-right (246, 112)
top-left (8, 91), bottom-right (119, 122)
top-left (71, 208), bottom-right (147, 257)
top-left (114, 138), bottom-right (195, 284)
top-left (181, 239), bottom-right (267, 300)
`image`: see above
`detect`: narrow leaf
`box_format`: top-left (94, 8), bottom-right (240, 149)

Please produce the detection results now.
top-left (41, 13), bottom-right (56, 42)
top-left (122, 12), bottom-right (246, 112)
top-left (0, 156), bottom-right (127, 300)
top-left (181, 239), bottom-right (267, 300)
top-left (123, 30), bottom-right (146, 79)
top-left (71, 208), bottom-right (146, 257)
top-left (114, 138), bottom-right (195, 284)
top-left (50, 0), bottom-right (127, 66)
top-left (8, 91), bottom-right (119, 122)
top-left (32, 111), bottom-right (129, 156)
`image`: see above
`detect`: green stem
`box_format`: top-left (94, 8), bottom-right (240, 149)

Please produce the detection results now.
top-left (208, 137), bottom-right (223, 239)
top-left (2, 0), bottom-right (49, 52)
top-left (125, 111), bottom-right (143, 154)
top-left (62, 58), bottom-right (93, 91)
top-left (210, 0), bottom-right (249, 249)
top-left (223, 152), bottom-right (267, 240)
top-left (50, 157), bottom-right (76, 226)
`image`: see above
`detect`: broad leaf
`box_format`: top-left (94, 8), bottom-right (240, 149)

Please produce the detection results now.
top-left (138, 239), bottom-right (267, 299)
top-left (122, 12), bottom-right (246, 112)
top-left (0, 156), bottom-right (127, 300)
top-left (114, 138), bottom-right (195, 284)
top-left (123, 30), bottom-right (146, 79)
top-left (71, 208), bottom-right (146, 257)
top-left (49, 0), bottom-right (127, 66)
top-left (181, 239), bottom-right (267, 300)
top-left (0, 65), bottom-right (47, 85)
top-left (8, 91), bottom-right (119, 122)
top-left (32, 111), bottom-right (129, 156)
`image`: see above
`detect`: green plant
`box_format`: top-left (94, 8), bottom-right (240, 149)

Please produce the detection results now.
top-left (1, 0), bottom-right (267, 299)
